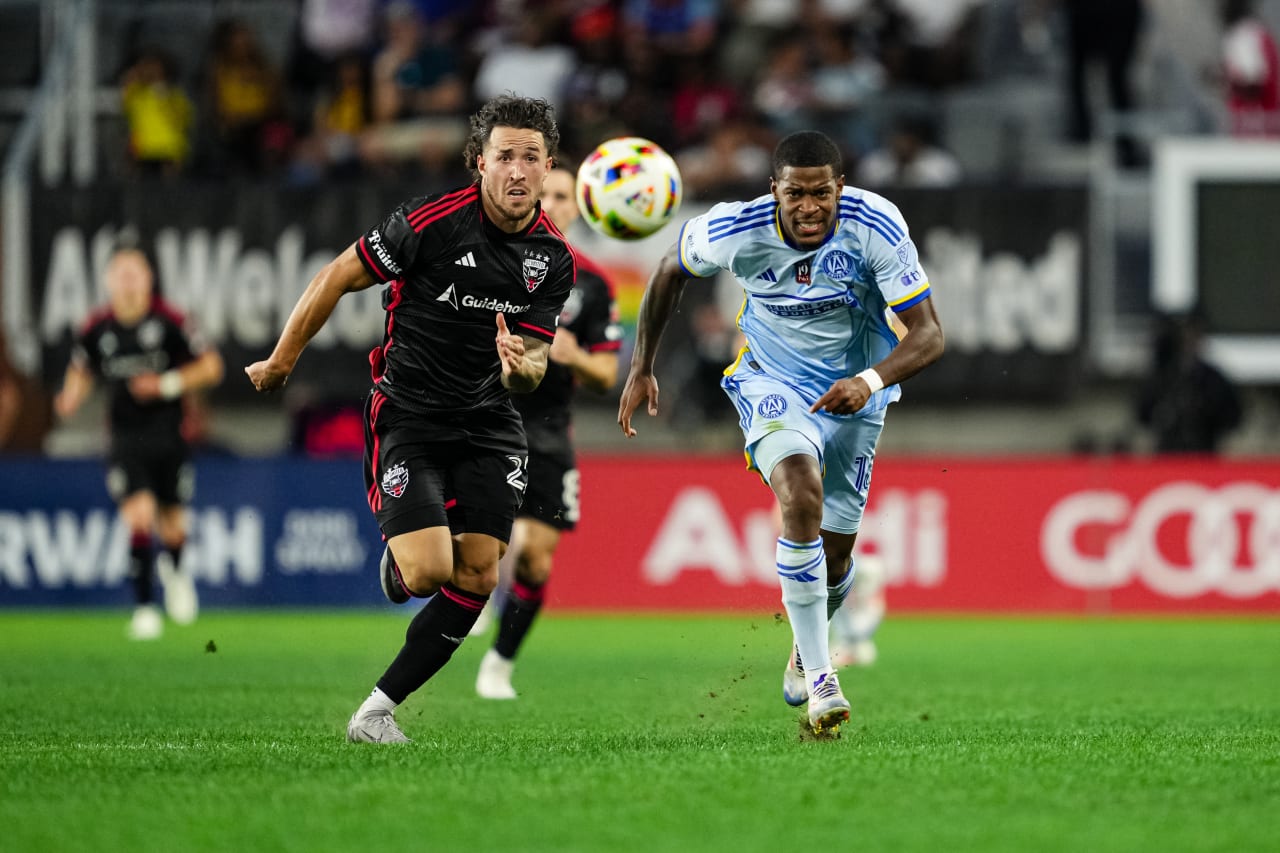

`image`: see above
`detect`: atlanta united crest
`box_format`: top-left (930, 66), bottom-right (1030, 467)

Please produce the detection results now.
top-left (822, 250), bottom-right (852, 279)
top-left (758, 394), bottom-right (788, 418)
top-left (381, 462), bottom-right (409, 498)
top-left (523, 249), bottom-right (551, 292)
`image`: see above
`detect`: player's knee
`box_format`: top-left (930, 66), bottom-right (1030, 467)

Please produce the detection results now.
top-left (452, 558), bottom-right (499, 595)
top-left (778, 487), bottom-right (823, 535)
top-left (514, 546), bottom-right (553, 586)
top-left (451, 536), bottom-right (502, 595)
top-left (399, 557), bottom-right (452, 594)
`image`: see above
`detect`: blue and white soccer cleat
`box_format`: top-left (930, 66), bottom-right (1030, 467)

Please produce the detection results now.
top-left (346, 708), bottom-right (411, 744)
top-left (379, 546), bottom-right (411, 605)
top-left (783, 644), bottom-right (808, 707)
top-left (807, 671), bottom-right (851, 735)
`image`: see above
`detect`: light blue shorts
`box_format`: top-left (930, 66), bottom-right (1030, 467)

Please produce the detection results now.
top-left (721, 356), bottom-right (886, 535)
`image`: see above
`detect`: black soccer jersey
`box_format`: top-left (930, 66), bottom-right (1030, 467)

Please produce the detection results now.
top-left (71, 298), bottom-right (199, 451)
top-left (514, 253), bottom-right (622, 450)
top-left (355, 184), bottom-right (576, 416)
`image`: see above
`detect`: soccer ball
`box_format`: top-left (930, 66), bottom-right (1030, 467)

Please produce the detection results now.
top-left (576, 137), bottom-right (683, 240)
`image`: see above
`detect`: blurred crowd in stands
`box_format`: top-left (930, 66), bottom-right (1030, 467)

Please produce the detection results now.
top-left (110, 0), bottom-right (1280, 194)
top-left (6, 0), bottom-right (1276, 458)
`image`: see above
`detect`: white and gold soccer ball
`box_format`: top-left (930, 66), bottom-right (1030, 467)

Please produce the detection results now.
top-left (575, 137), bottom-right (683, 240)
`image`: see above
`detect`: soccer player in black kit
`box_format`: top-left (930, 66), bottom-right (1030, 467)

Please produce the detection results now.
top-left (246, 95), bottom-right (575, 743)
top-left (474, 166), bottom-right (621, 699)
top-left (55, 247), bottom-right (225, 640)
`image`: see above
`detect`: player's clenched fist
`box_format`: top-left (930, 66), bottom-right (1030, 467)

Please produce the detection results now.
top-left (245, 360), bottom-right (290, 392)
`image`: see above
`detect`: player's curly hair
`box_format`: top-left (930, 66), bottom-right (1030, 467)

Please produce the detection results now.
top-left (772, 131), bottom-right (843, 177)
top-left (463, 93), bottom-right (561, 178)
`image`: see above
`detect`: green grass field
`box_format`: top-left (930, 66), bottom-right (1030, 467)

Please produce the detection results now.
top-left (2, 611), bottom-right (1277, 852)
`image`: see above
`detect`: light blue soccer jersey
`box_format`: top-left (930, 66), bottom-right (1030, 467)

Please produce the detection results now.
top-left (676, 186), bottom-right (931, 415)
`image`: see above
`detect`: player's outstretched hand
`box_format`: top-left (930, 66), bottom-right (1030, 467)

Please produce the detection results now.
top-left (810, 377), bottom-right (871, 415)
top-left (495, 312), bottom-right (524, 378)
top-left (244, 360), bottom-right (290, 393)
top-left (617, 370), bottom-right (659, 437)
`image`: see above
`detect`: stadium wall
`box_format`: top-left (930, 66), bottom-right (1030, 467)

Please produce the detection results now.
top-left (21, 183), bottom-right (1088, 404)
top-left (1, 455), bottom-right (1276, 614)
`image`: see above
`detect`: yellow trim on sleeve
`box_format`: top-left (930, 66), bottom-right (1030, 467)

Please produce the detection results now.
top-left (888, 281), bottom-right (931, 308)
top-left (676, 221), bottom-right (712, 279)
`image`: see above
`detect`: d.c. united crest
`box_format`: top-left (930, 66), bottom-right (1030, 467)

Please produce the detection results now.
top-left (381, 462), bottom-right (409, 498)
top-left (523, 249), bottom-right (551, 292)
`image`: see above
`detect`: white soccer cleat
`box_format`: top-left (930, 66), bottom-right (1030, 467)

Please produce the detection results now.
top-left (783, 644), bottom-right (808, 707)
top-left (475, 649), bottom-right (517, 700)
top-left (346, 708), bottom-right (411, 744)
top-left (158, 559), bottom-right (199, 626)
top-left (807, 671), bottom-right (851, 735)
top-left (127, 605), bottom-right (163, 641)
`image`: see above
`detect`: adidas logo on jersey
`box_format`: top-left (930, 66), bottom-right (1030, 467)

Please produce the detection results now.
top-left (454, 252), bottom-right (476, 267)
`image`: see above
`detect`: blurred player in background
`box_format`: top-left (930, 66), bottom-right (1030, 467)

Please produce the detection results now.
top-left (829, 552), bottom-right (886, 666)
top-left (473, 165), bottom-right (621, 699)
top-left (618, 130), bottom-right (944, 735)
top-left (54, 247), bottom-right (224, 639)
top-left (246, 95), bottom-right (573, 744)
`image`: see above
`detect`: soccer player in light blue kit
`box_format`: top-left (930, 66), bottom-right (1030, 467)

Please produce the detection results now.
top-left (618, 131), bottom-right (944, 735)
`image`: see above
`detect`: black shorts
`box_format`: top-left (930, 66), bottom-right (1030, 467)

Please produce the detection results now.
top-left (106, 443), bottom-right (193, 506)
top-left (363, 388), bottom-right (528, 541)
top-left (519, 447), bottom-right (579, 531)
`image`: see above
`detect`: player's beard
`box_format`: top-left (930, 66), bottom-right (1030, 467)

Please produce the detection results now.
top-left (484, 181), bottom-right (537, 231)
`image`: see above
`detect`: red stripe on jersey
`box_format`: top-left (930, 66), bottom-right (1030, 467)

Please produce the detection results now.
top-left (536, 210), bottom-right (579, 281)
top-left (406, 185), bottom-right (475, 225)
top-left (408, 187), bottom-right (478, 232)
top-left (366, 389), bottom-right (388, 512)
top-left (356, 235), bottom-right (389, 279)
top-left (371, 279), bottom-right (406, 382)
top-left (516, 320), bottom-right (555, 338)
top-left (588, 340), bottom-right (622, 353)
top-left (410, 193), bottom-right (476, 233)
